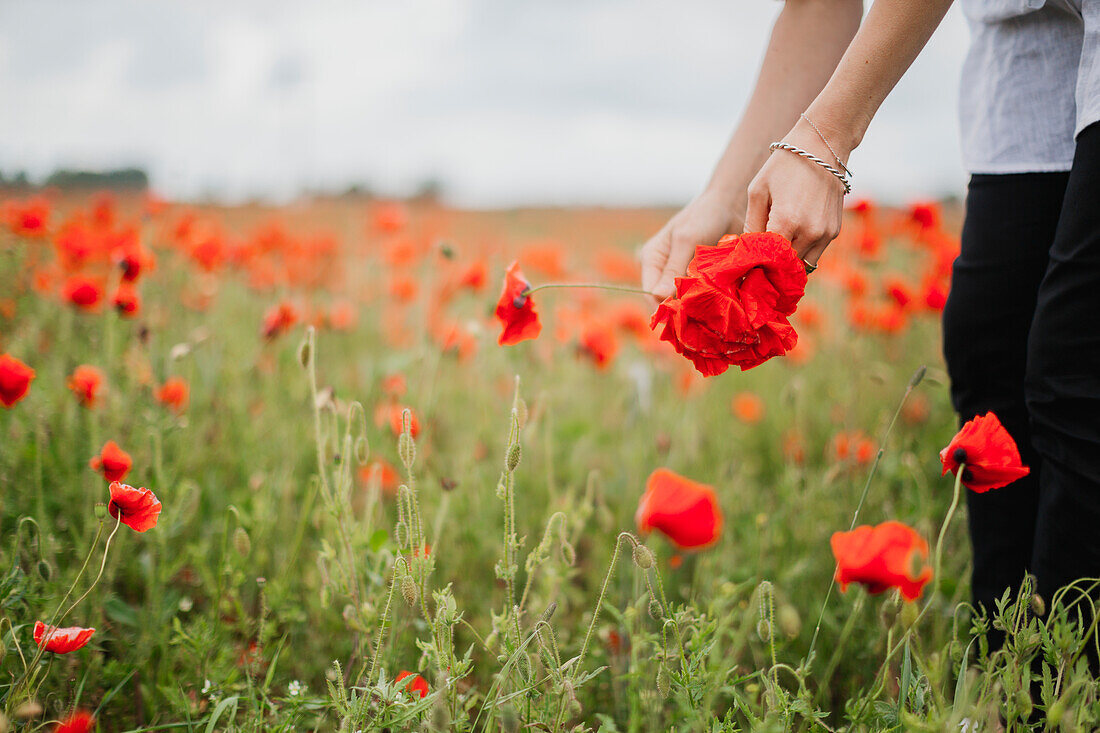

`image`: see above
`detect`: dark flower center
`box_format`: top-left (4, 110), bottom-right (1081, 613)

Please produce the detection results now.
top-left (952, 447), bottom-right (967, 464)
top-left (512, 294), bottom-right (528, 309)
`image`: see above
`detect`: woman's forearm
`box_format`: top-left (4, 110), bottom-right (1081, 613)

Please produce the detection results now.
top-left (707, 0), bottom-right (864, 216)
top-left (805, 0), bottom-right (955, 155)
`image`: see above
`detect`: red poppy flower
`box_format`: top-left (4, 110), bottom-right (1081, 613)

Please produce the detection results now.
top-left (62, 276), bottom-right (104, 311)
top-left (395, 670), bottom-right (429, 699)
top-left (386, 405), bottom-right (420, 438)
top-left (33, 621), bottom-right (95, 654)
top-left (261, 301), bottom-right (301, 340)
top-left (650, 232), bottom-right (807, 376)
top-left (359, 460), bottom-right (400, 495)
top-left (831, 520), bottom-right (932, 601)
top-left (67, 365), bottom-right (105, 408)
top-left (90, 440), bottom-right (132, 482)
top-left (54, 711), bottom-right (95, 733)
top-left (108, 481), bottom-right (162, 532)
top-left (940, 411), bottom-right (1030, 493)
top-left (578, 323), bottom-right (618, 370)
top-left (635, 468), bottom-right (723, 549)
top-left (156, 377), bottom-right (189, 413)
top-left (457, 261), bottom-right (487, 291)
top-left (494, 262), bottom-right (542, 346)
top-left (3, 197), bottom-right (50, 237)
top-left (111, 283), bottom-right (141, 317)
top-left (0, 353), bottom-right (35, 408)
top-left (731, 392), bottom-right (764, 424)
top-left (382, 373), bottom-right (407, 398)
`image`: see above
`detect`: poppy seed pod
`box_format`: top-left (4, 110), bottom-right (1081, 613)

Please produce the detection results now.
top-left (93, 503), bottom-right (108, 520)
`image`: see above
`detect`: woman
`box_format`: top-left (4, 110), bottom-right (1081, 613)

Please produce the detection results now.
top-left (641, 0), bottom-right (1100, 633)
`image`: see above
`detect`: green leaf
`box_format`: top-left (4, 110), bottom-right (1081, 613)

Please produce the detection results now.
top-left (205, 695), bottom-right (239, 733)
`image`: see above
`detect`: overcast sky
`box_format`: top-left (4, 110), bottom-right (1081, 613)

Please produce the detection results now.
top-left (0, 1), bottom-right (970, 207)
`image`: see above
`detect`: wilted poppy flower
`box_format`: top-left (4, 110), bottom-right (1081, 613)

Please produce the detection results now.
top-left (494, 262), bottom-right (542, 346)
top-left (67, 365), bottom-right (105, 408)
top-left (33, 621), bottom-right (95, 654)
top-left (650, 232), bottom-right (806, 376)
top-left (940, 411), bottom-right (1030, 493)
top-left (831, 520), bottom-right (932, 601)
top-left (108, 481), bottom-right (162, 532)
top-left (62, 276), bottom-right (104, 311)
top-left (0, 353), bottom-right (35, 408)
top-left (89, 440), bottom-right (132, 482)
top-left (395, 670), bottom-right (429, 699)
top-left (635, 468), bottom-right (723, 549)
top-left (156, 377), bottom-right (189, 413)
top-left (54, 711), bottom-right (95, 733)
top-left (731, 392), bottom-right (764, 424)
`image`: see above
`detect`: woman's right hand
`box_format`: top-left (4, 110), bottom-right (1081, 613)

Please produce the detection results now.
top-left (640, 189), bottom-right (743, 306)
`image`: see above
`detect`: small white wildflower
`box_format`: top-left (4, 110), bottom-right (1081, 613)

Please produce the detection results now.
top-left (288, 679), bottom-right (304, 697)
top-left (178, 596), bottom-right (194, 612)
top-left (201, 679), bottom-right (212, 694)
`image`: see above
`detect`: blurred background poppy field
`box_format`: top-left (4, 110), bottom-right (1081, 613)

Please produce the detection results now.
top-left (2, 2), bottom-right (1087, 732)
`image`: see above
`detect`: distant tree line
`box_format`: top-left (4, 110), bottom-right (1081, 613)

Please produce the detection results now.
top-left (0, 167), bottom-right (149, 191)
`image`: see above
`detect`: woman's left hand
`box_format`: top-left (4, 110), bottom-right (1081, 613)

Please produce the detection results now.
top-left (743, 116), bottom-right (850, 268)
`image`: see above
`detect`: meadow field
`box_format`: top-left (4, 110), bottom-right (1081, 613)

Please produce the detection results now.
top-left (0, 192), bottom-right (1097, 732)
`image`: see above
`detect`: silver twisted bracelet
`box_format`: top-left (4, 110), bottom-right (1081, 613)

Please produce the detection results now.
top-left (799, 113), bottom-right (852, 179)
top-left (768, 142), bottom-right (852, 195)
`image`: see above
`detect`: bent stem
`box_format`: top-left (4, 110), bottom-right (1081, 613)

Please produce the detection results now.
top-left (523, 283), bottom-right (657, 298)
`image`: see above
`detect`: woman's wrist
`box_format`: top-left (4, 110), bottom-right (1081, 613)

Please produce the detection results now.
top-left (800, 100), bottom-right (867, 162)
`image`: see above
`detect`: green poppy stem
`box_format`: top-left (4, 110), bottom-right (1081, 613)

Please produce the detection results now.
top-left (522, 283), bottom-right (658, 298)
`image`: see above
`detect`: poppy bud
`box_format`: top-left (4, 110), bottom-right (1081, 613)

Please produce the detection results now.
top-left (880, 596), bottom-right (900, 629)
top-left (777, 605), bottom-right (801, 638)
top-left (233, 527), bottom-right (251, 557)
top-left (656, 664), bottom-right (670, 698)
top-left (401, 573), bottom-right (418, 607)
top-left (908, 365), bottom-right (926, 388)
top-left (36, 560), bottom-right (51, 581)
top-left (93, 503), bottom-right (108, 520)
top-left (1030, 593), bottom-right (1046, 617)
top-left (632, 544), bottom-right (655, 570)
top-left (540, 602), bottom-right (557, 623)
top-left (559, 540), bottom-right (575, 567)
top-left (756, 619), bottom-right (772, 642)
top-left (398, 433), bottom-right (416, 468)
top-left (395, 521), bottom-right (409, 548)
top-left (901, 599), bottom-right (919, 628)
top-left (1015, 689), bottom-right (1033, 718)
top-left (506, 443), bottom-right (521, 472)
top-left (648, 599), bottom-right (663, 620)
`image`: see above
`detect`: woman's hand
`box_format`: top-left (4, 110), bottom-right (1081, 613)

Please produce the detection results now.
top-left (640, 189), bottom-right (744, 305)
top-left (744, 117), bottom-right (849, 268)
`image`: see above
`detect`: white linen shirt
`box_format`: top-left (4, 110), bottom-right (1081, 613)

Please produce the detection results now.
top-left (960, 0), bottom-right (1100, 172)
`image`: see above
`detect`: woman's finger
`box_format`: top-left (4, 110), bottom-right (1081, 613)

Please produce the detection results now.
top-left (640, 226), bottom-right (672, 302)
top-left (653, 230), bottom-right (698, 301)
top-left (743, 183), bottom-right (770, 234)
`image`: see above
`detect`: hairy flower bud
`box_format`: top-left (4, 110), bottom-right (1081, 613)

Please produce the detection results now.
top-left (756, 619), bottom-right (772, 642)
top-left (298, 339), bottom-right (311, 369)
top-left (401, 572), bottom-right (418, 607)
top-left (656, 664), bottom-right (670, 698)
top-left (398, 433), bottom-right (416, 468)
top-left (36, 560), bottom-right (51, 582)
top-left (632, 544), bottom-right (655, 570)
top-left (648, 599), bottom-right (663, 620)
top-left (1030, 593), bottom-right (1046, 617)
top-left (395, 521), bottom-right (409, 548)
top-left (559, 540), bottom-right (576, 567)
top-left (506, 443), bottom-right (522, 472)
top-left (233, 527), bottom-right (251, 557)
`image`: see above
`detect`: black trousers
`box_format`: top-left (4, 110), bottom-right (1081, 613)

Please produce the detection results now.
top-left (943, 121), bottom-right (1100, 628)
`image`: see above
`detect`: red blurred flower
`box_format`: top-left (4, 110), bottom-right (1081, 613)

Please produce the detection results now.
top-left (0, 354), bottom-right (35, 408)
top-left (731, 392), bottom-right (764, 424)
top-left (372, 202), bottom-right (408, 234)
top-left (650, 232), bottom-right (806, 376)
top-left (908, 201), bottom-right (942, 232)
top-left (359, 460), bottom-right (400, 495)
top-left (387, 405), bottom-right (420, 437)
top-left (578, 323), bottom-right (618, 370)
top-left (89, 440), bottom-right (132, 482)
top-left (831, 520), bottom-right (932, 601)
top-left (156, 377), bottom-right (189, 413)
top-left (68, 365), bottom-right (105, 408)
top-left (3, 197), bottom-right (50, 237)
top-left (108, 481), bottom-right (162, 532)
top-left (494, 262), bottom-right (542, 346)
top-left (940, 411), bottom-right (1030, 493)
top-left (635, 468), bottom-right (723, 549)
top-left (457, 261), bottom-right (487, 291)
top-left (395, 670), bottom-right (429, 699)
top-left (262, 300), bottom-right (301, 340)
top-left (382, 373), bottom-right (407, 399)
top-left (33, 621), bottom-right (95, 654)
top-left (62, 276), bottom-right (104, 311)
top-left (111, 283), bottom-right (141, 317)
top-left (54, 711), bottom-right (95, 733)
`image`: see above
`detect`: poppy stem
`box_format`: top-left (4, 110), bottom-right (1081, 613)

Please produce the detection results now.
top-left (58, 515), bottom-right (123, 625)
top-left (522, 283), bottom-right (658, 298)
